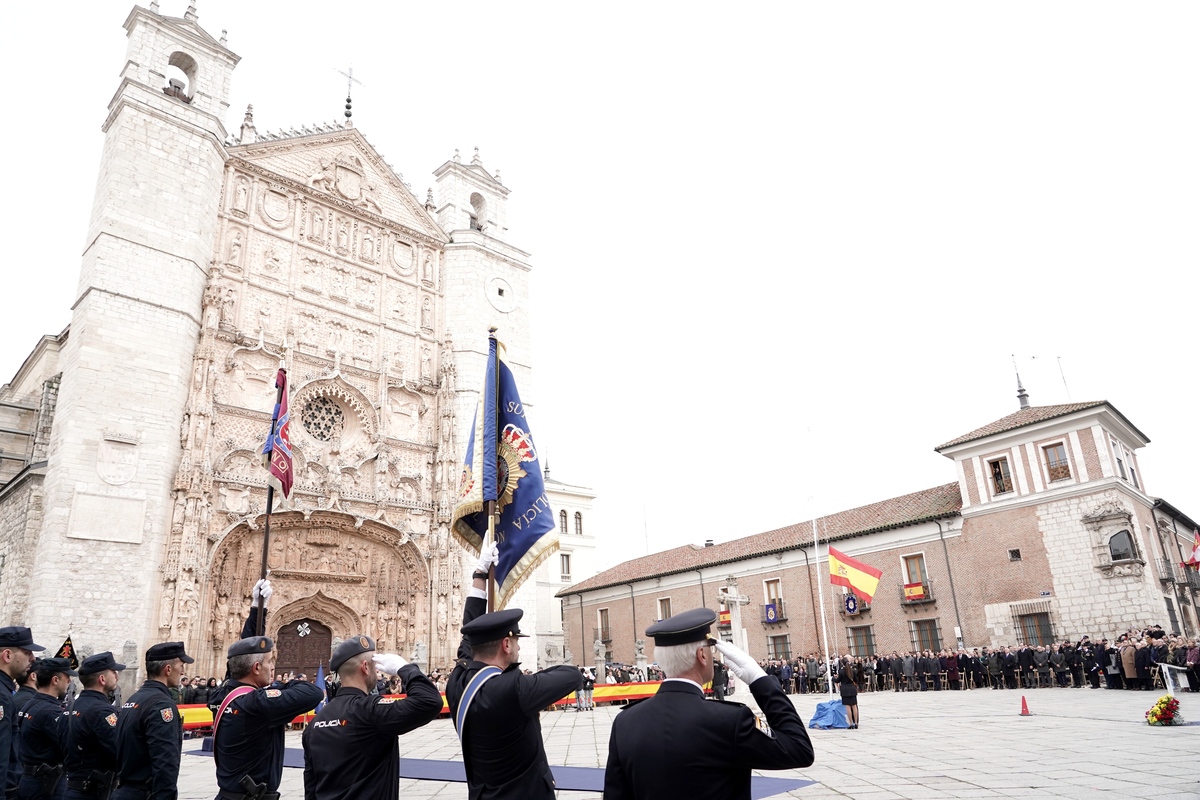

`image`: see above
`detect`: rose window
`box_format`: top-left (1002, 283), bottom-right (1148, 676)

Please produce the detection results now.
top-left (301, 396), bottom-right (345, 442)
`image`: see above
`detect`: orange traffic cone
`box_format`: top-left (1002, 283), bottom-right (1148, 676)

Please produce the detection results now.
top-left (1019, 696), bottom-right (1031, 716)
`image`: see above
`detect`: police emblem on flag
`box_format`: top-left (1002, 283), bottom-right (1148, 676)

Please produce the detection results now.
top-left (160, 709), bottom-right (173, 722)
top-left (105, 713), bottom-right (118, 727)
top-left (845, 593), bottom-right (859, 615)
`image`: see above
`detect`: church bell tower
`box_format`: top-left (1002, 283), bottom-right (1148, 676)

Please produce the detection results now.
top-left (28, 3), bottom-right (238, 656)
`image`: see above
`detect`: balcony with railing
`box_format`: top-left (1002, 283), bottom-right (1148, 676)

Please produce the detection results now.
top-left (761, 600), bottom-right (788, 624)
top-left (593, 626), bottom-right (611, 643)
top-left (900, 580), bottom-right (935, 605)
top-left (1156, 559), bottom-right (1180, 584)
top-left (1182, 569), bottom-right (1200, 591)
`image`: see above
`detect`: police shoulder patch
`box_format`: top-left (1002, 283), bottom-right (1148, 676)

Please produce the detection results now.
top-left (105, 713), bottom-right (118, 727)
top-left (377, 697), bottom-right (398, 705)
top-left (0, 706), bottom-right (4, 720)
top-left (264, 689), bottom-right (282, 698)
top-left (160, 708), bottom-right (173, 722)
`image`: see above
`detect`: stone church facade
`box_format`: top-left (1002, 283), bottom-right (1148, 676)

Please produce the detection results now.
top-left (0, 4), bottom-right (581, 685)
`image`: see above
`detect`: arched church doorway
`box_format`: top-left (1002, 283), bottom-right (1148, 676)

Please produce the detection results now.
top-left (275, 618), bottom-right (331, 678)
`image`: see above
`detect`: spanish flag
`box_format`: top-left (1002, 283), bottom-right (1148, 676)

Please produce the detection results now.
top-left (828, 546), bottom-right (882, 603)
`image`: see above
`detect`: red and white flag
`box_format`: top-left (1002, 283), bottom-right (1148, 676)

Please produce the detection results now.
top-left (1184, 530), bottom-right (1200, 571)
top-left (260, 369), bottom-right (293, 498)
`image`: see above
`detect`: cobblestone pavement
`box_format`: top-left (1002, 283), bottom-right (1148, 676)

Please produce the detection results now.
top-left (177, 686), bottom-right (1200, 799)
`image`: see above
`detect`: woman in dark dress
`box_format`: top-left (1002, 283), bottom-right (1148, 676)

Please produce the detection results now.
top-left (837, 659), bottom-right (860, 729)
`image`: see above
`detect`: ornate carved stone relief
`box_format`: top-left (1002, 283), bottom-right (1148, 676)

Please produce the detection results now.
top-left (258, 185), bottom-right (295, 230)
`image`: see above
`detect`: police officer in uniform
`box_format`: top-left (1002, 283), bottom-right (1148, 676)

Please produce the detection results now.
top-left (301, 635), bottom-right (442, 800)
top-left (64, 653), bottom-right (126, 800)
top-left (1, 628), bottom-right (45, 800)
top-left (604, 608), bottom-right (814, 800)
top-left (445, 544), bottom-right (582, 800)
top-left (13, 670), bottom-right (37, 717)
top-left (208, 579), bottom-right (323, 800)
top-left (17, 658), bottom-right (76, 800)
top-left (112, 642), bottom-right (193, 800)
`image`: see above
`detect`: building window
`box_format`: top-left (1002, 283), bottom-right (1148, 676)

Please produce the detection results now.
top-left (1109, 530), bottom-right (1135, 562)
top-left (1015, 612), bottom-right (1054, 646)
top-left (559, 510), bottom-right (567, 534)
top-left (1043, 443), bottom-right (1070, 482)
top-left (469, 192), bottom-right (487, 231)
top-left (657, 597), bottom-right (672, 621)
top-left (596, 608), bottom-right (611, 643)
top-left (903, 554), bottom-right (927, 585)
top-left (764, 578), bottom-right (782, 604)
top-left (847, 625), bottom-right (876, 656)
top-left (988, 457), bottom-right (1013, 495)
top-left (1129, 466), bottom-right (1139, 490)
top-left (1008, 548), bottom-right (1022, 562)
top-left (560, 553), bottom-right (571, 581)
top-left (1111, 439), bottom-right (1127, 480)
top-left (767, 634), bottom-right (791, 660)
top-left (911, 619), bottom-right (942, 651)
top-left (575, 512), bottom-right (583, 536)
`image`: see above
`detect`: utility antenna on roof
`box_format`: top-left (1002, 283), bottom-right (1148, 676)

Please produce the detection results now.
top-left (1012, 355), bottom-right (1030, 410)
top-left (336, 66), bottom-right (364, 122)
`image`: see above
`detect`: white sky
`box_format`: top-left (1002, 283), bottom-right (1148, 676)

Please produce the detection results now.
top-left (4, 2), bottom-right (1199, 574)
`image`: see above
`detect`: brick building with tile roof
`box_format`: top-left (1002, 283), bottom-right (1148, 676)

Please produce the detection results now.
top-left (558, 394), bottom-right (1200, 664)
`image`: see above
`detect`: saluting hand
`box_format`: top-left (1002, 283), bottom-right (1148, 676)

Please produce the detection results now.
top-left (372, 653), bottom-right (408, 676)
top-left (714, 640), bottom-right (767, 684)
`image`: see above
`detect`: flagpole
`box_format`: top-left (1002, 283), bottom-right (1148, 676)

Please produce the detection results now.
top-left (486, 327), bottom-right (500, 612)
top-left (813, 516), bottom-right (833, 695)
top-left (256, 372), bottom-right (286, 637)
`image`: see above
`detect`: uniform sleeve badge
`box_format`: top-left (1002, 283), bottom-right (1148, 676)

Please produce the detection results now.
top-left (160, 708), bottom-right (174, 722)
top-left (105, 713), bottom-right (118, 727)
top-left (0, 707), bottom-right (4, 720)
top-left (264, 689), bottom-right (282, 698)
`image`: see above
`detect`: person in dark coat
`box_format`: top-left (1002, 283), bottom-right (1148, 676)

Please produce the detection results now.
top-left (301, 635), bottom-right (442, 800)
top-left (64, 653), bottom-right (126, 800)
top-left (1134, 641), bottom-right (1154, 690)
top-left (2, 628), bottom-right (45, 800)
top-left (208, 579), bottom-right (324, 800)
top-left (604, 609), bottom-right (814, 800)
top-left (17, 658), bottom-right (76, 800)
top-left (113, 641), bottom-right (193, 800)
top-left (836, 658), bottom-right (860, 728)
top-left (446, 544), bottom-right (581, 800)
top-left (1001, 648), bottom-right (1018, 690)
top-left (1017, 645), bottom-right (1035, 689)
top-left (710, 660), bottom-right (728, 702)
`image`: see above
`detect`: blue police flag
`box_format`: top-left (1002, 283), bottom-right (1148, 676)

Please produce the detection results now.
top-left (452, 336), bottom-right (556, 610)
top-left (315, 662), bottom-right (327, 713)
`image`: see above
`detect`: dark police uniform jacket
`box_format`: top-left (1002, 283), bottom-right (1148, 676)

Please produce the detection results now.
top-left (2, 672), bottom-right (20, 800)
top-left (65, 690), bottom-right (120, 787)
top-left (208, 677), bottom-right (323, 794)
top-left (300, 664), bottom-right (442, 800)
top-left (113, 682), bottom-right (181, 800)
top-left (17, 692), bottom-right (69, 799)
top-left (604, 675), bottom-right (814, 800)
top-left (445, 596), bottom-right (582, 800)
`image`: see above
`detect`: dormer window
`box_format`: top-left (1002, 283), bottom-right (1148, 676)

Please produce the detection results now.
top-left (1043, 443), bottom-right (1070, 482)
top-left (988, 457), bottom-right (1013, 495)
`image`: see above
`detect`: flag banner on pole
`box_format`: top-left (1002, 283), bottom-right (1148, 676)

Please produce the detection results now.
top-left (260, 368), bottom-right (293, 498)
top-left (828, 546), bottom-right (882, 603)
top-left (903, 582), bottom-right (926, 600)
top-left (315, 663), bottom-right (327, 713)
top-left (452, 338), bottom-right (556, 610)
top-left (1183, 530), bottom-right (1200, 570)
top-left (55, 636), bottom-right (79, 670)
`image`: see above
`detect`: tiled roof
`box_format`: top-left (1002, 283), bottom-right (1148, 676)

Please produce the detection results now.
top-left (934, 402), bottom-right (1108, 451)
top-left (556, 483), bottom-right (962, 597)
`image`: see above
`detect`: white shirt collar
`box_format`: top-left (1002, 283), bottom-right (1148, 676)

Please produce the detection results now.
top-left (662, 677), bottom-right (704, 692)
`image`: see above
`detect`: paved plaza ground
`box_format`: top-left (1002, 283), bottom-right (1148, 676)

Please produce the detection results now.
top-left (178, 686), bottom-right (1199, 799)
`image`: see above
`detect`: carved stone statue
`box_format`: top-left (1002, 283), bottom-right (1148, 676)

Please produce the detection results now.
top-left (308, 159), bottom-right (335, 193)
top-left (235, 181), bottom-right (249, 212)
top-left (594, 639), bottom-right (603, 660)
top-left (635, 639), bottom-right (645, 657)
top-left (227, 231), bottom-right (243, 264)
top-left (219, 287), bottom-right (236, 328)
top-left (421, 297), bottom-right (432, 329)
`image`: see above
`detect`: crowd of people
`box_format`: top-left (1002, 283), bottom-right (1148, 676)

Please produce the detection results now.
top-left (751, 625), bottom-right (1200, 695)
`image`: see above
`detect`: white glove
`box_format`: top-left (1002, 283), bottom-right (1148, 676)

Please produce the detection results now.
top-left (714, 640), bottom-right (767, 684)
top-left (252, 578), bottom-right (273, 606)
top-left (474, 543), bottom-right (500, 575)
top-left (372, 653), bottom-right (407, 676)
